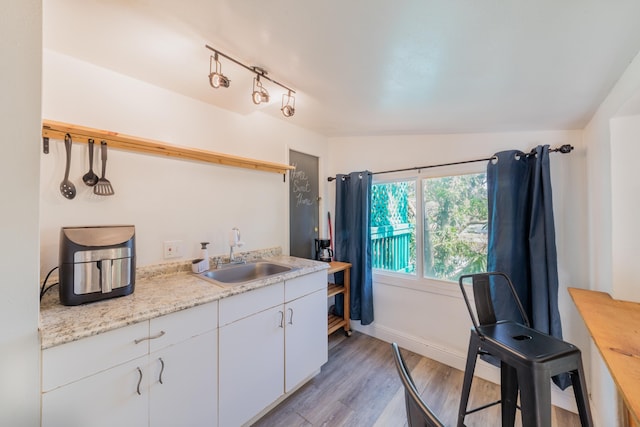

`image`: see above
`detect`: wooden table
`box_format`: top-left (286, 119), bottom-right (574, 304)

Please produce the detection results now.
top-left (327, 261), bottom-right (351, 336)
top-left (569, 288), bottom-right (640, 427)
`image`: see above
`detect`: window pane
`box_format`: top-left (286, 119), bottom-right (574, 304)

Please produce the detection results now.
top-left (370, 181), bottom-right (416, 274)
top-left (423, 173), bottom-right (487, 281)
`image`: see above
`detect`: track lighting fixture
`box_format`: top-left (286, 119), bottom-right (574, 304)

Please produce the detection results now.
top-left (208, 53), bottom-right (230, 89)
top-left (252, 75), bottom-right (270, 104)
top-left (205, 44), bottom-right (297, 117)
top-left (281, 91), bottom-right (295, 117)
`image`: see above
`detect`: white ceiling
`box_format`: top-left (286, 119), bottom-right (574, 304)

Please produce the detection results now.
top-left (44, 0), bottom-right (640, 137)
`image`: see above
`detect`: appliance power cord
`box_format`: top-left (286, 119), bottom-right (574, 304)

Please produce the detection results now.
top-left (40, 266), bottom-right (59, 301)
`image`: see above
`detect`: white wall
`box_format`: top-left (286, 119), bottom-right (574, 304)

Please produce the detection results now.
top-left (40, 50), bottom-right (328, 273)
top-left (0, 1), bottom-right (42, 425)
top-left (327, 130), bottom-right (590, 412)
top-left (583, 47), bottom-right (640, 426)
top-left (611, 114), bottom-right (640, 303)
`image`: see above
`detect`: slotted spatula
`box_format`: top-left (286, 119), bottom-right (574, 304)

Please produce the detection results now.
top-left (94, 141), bottom-right (114, 196)
top-left (59, 133), bottom-right (76, 199)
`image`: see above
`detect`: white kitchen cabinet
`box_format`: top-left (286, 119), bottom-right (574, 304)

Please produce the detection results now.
top-left (147, 303), bottom-right (218, 427)
top-left (219, 305), bottom-right (285, 427)
top-left (149, 329), bottom-right (217, 427)
top-left (283, 271), bottom-right (328, 394)
top-left (42, 356), bottom-right (148, 427)
top-left (284, 288), bottom-right (328, 392)
top-left (42, 321), bottom-right (149, 394)
top-left (42, 302), bottom-right (218, 427)
top-left (218, 282), bottom-right (284, 427)
top-left (218, 271), bottom-right (327, 426)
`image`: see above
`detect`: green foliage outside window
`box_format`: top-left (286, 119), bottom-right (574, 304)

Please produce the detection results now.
top-left (370, 173), bottom-right (487, 282)
top-left (371, 181), bottom-right (414, 227)
top-left (423, 173), bottom-right (488, 281)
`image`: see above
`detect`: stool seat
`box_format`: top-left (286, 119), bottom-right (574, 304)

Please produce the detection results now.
top-left (479, 321), bottom-right (579, 363)
top-left (457, 272), bottom-right (593, 427)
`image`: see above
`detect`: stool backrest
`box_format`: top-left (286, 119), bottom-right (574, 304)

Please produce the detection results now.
top-left (391, 343), bottom-right (445, 427)
top-left (458, 272), bottom-right (530, 335)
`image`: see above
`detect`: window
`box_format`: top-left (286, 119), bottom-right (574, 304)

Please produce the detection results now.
top-left (371, 181), bottom-right (416, 274)
top-left (422, 173), bottom-right (487, 281)
top-left (371, 172), bottom-right (487, 283)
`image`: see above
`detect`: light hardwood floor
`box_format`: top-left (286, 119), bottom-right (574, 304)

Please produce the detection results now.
top-left (253, 331), bottom-right (581, 427)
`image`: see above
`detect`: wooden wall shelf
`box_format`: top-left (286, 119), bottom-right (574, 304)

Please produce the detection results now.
top-left (41, 119), bottom-right (295, 176)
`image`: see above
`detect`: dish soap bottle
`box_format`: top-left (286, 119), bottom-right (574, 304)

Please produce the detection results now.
top-left (200, 242), bottom-right (210, 270)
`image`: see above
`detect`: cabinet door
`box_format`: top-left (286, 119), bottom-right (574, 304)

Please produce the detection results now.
top-left (149, 329), bottom-right (217, 427)
top-left (42, 357), bottom-right (147, 427)
top-left (284, 289), bottom-right (328, 392)
top-left (219, 306), bottom-right (285, 427)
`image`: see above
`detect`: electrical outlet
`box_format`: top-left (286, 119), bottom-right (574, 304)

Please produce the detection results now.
top-left (163, 240), bottom-right (183, 259)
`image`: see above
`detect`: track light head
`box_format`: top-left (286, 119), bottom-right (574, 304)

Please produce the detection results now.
top-left (281, 91), bottom-right (295, 117)
top-left (252, 75), bottom-right (270, 104)
top-left (209, 72), bottom-right (230, 88)
top-left (209, 54), bottom-right (230, 89)
top-left (282, 104), bottom-right (295, 117)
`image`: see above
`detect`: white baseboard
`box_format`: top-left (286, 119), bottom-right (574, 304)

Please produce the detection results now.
top-left (352, 322), bottom-right (579, 414)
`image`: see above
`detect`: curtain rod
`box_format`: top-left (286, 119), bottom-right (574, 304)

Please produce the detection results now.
top-left (327, 144), bottom-right (574, 182)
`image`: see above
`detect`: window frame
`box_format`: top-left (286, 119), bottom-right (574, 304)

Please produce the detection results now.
top-left (371, 161), bottom-right (487, 298)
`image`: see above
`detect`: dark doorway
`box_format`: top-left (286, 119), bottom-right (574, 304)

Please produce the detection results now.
top-left (289, 150), bottom-right (319, 259)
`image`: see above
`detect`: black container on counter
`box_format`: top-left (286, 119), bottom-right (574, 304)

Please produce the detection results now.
top-left (59, 225), bottom-right (136, 306)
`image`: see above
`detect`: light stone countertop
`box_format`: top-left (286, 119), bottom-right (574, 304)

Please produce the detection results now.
top-left (39, 255), bottom-right (328, 350)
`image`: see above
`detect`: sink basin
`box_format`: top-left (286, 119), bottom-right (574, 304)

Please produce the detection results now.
top-left (197, 261), bottom-right (293, 286)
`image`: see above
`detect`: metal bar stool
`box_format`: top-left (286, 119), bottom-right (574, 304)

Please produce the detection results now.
top-left (391, 343), bottom-right (445, 427)
top-left (457, 272), bottom-right (593, 427)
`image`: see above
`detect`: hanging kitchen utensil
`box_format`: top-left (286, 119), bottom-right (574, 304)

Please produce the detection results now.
top-left (82, 138), bottom-right (98, 187)
top-left (94, 141), bottom-right (115, 196)
top-left (59, 133), bottom-right (76, 199)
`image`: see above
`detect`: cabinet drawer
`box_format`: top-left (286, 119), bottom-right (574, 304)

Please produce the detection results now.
top-left (149, 301), bottom-right (218, 353)
top-left (219, 282), bottom-right (284, 326)
top-left (42, 321), bottom-right (148, 392)
top-left (42, 357), bottom-right (148, 427)
top-left (285, 271), bottom-right (326, 302)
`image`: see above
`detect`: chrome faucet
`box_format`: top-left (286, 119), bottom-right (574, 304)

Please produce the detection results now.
top-left (229, 227), bottom-right (244, 264)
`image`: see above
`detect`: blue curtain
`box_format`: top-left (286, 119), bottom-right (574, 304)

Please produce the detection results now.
top-left (334, 171), bottom-right (374, 325)
top-left (487, 145), bottom-right (569, 390)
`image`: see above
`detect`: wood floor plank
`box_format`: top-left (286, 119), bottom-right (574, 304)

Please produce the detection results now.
top-left (253, 331), bottom-right (581, 427)
top-left (372, 388), bottom-right (408, 427)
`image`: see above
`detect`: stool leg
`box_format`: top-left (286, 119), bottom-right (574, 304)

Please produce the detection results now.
top-left (457, 335), bottom-right (481, 427)
top-left (518, 367), bottom-right (552, 427)
top-left (570, 358), bottom-right (594, 427)
top-left (500, 363), bottom-right (518, 427)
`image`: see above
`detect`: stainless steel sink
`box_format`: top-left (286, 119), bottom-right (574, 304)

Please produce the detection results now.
top-left (197, 261), bottom-right (293, 286)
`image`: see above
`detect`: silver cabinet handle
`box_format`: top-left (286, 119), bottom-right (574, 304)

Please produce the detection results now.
top-left (287, 308), bottom-right (294, 325)
top-left (136, 367), bottom-right (143, 395)
top-left (158, 357), bottom-right (165, 385)
top-left (134, 330), bottom-right (166, 344)
top-left (279, 310), bottom-right (284, 328)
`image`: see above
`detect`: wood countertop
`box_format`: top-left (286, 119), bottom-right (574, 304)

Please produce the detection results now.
top-left (568, 287), bottom-right (640, 426)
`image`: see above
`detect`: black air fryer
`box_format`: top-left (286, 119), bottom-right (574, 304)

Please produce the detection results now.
top-left (59, 225), bottom-right (136, 306)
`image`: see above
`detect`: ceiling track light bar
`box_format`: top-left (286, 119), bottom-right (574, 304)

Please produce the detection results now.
top-left (205, 44), bottom-right (295, 94)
